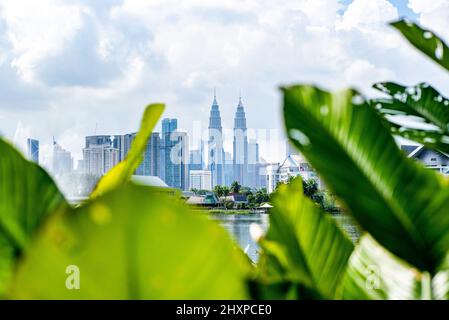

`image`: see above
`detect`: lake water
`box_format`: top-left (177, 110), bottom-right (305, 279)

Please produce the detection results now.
top-left (212, 213), bottom-right (360, 262)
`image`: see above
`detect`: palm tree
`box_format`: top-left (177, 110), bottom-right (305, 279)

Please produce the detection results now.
top-left (230, 181), bottom-right (241, 194)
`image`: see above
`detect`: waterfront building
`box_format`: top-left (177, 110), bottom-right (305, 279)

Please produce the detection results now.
top-left (403, 145), bottom-right (449, 175)
top-left (189, 170), bottom-right (212, 191)
top-left (278, 154), bottom-right (320, 186)
top-left (207, 92), bottom-right (224, 187)
top-left (53, 139), bottom-right (73, 175)
top-left (233, 96), bottom-right (248, 186)
top-left (27, 138), bottom-right (39, 163)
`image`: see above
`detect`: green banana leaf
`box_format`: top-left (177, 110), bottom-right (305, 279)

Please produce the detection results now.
top-left (371, 82), bottom-right (449, 154)
top-left (341, 235), bottom-right (426, 300)
top-left (254, 178), bottom-right (354, 299)
top-left (10, 184), bottom-right (250, 299)
top-left (283, 85), bottom-right (449, 273)
top-left (0, 138), bottom-right (67, 295)
top-left (90, 103), bottom-right (164, 199)
top-left (391, 20), bottom-right (449, 73)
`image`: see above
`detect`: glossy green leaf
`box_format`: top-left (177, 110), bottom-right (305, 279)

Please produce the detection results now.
top-left (391, 20), bottom-right (449, 72)
top-left (91, 103), bottom-right (165, 199)
top-left (255, 178), bottom-right (354, 299)
top-left (372, 82), bottom-right (449, 153)
top-left (341, 235), bottom-right (424, 300)
top-left (10, 184), bottom-right (249, 299)
top-left (283, 85), bottom-right (449, 273)
top-left (0, 138), bottom-right (67, 295)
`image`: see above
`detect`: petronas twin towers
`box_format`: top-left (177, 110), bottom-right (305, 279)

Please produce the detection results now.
top-left (208, 91), bottom-right (248, 187)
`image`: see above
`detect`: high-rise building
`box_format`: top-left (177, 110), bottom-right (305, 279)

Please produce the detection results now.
top-left (135, 133), bottom-right (161, 177)
top-left (53, 139), bottom-right (73, 175)
top-left (233, 96), bottom-right (248, 186)
top-left (27, 138), bottom-right (39, 163)
top-left (265, 163), bottom-right (280, 194)
top-left (207, 91), bottom-right (224, 187)
top-left (119, 133), bottom-right (135, 161)
top-left (161, 118), bottom-right (177, 184)
top-left (83, 143), bottom-right (119, 176)
top-left (247, 140), bottom-right (259, 188)
top-left (189, 148), bottom-right (203, 172)
top-left (224, 151), bottom-right (234, 186)
top-left (85, 135), bottom-right (123, 160)
top-left (160, 119), bottom-right (189, 190)
top-left (189, 170), bottom-right (212, 191)
top-left (176, 131), bottom-right (190, 191)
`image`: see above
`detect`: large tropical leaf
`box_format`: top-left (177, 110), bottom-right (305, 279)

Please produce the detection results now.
top-left (90, 103), bottom-right (164, 199)
top-left (372, 82), bottom-right (449, 153)
top-left (341, 235), bottom-right (425, 300)
top-left (391, 20), bottom-right (449, 72)
top-left (10, 184), bottom-right (249, 299)
top-left (254, 178), bottom-right (354, 299)
top-left (283, 85), bottom-right (449, 273)
top-left (0, 138), bottom-right (67, 295)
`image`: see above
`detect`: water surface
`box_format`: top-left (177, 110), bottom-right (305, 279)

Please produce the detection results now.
top-left (212, 213), bottom-right (360, 262)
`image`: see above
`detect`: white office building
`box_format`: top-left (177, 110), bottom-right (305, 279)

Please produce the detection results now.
top-left (189, 170), bottom-right (212, 191)
top-left (83, 144), bottom-right (119, 176)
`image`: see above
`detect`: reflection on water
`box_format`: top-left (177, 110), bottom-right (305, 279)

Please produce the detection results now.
top-left (212, 213), bottom-right (360, 262)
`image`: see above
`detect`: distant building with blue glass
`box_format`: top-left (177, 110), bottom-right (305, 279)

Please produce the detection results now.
top-left (160, 118), bottom-right (189, 190)
top-left (27, 138), bottom-right (39, 164)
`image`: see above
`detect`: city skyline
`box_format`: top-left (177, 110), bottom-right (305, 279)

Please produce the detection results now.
top-left (25, 91), bottom-right (272, 191)
top-left (21, 91), bottom-right (285, 172)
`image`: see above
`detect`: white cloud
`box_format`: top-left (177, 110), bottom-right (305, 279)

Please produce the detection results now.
top-left (0, 0), bottom-right (448, 165)
top-left (1, 0), bottom-right (89, 83)
top-left (338, 0), bottom-right (398, 31)
top-left (408, 0), bottom-right (449, 39)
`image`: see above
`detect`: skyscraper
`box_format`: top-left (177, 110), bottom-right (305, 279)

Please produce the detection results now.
top-left (135, 132), bottom-right (161, 177)
top-left (27, 138), bottom-right (39, 163)
top-left (160, 119), bottom-right (189, 190)
top-left (208, 91), bottom-right (224, 187)
top-left (233, 96), bottom-right (248, 186)
top-left (83, 141), bottom-right (119, 176)
top-left (189, 146), bottom-right (203, 172)
top-left (53, 139), bottom-right (73, 176)
top-left (247, 140), bottom-right (260, 188)
top-left (85, 135), bottom-right (123, 159)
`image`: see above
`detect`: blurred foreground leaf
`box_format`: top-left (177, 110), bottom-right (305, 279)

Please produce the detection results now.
top-left (10, 184), bottom-right (250, 299)
top-left (391, 20), bottom-right (449, 73)
top-left (0, 139), bottom-right (67, 295)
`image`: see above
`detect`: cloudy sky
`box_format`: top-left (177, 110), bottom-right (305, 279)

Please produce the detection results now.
top-left (1, 0), bottom-right (449, 167)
